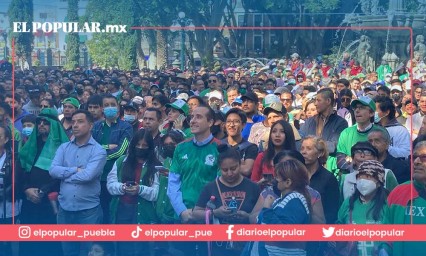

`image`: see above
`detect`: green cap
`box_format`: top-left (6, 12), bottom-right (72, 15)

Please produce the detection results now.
top-left (166, 99), bottom-right (189, 116)
top-left (62, 97), bottom-right (80, 109)
top-left (350, 96), bottom-right (376, 112)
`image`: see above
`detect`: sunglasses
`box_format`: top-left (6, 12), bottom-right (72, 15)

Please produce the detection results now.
top-left (208, 80), bottom-right (217, 83)
top-left (341, 97), bottom-right (351, 102)
top-left (256, 83), bottom-right (264, 85)
top-left (37, 119), bottom-right (50, 126)
top-left (40, 105), bottom-right (50, 108)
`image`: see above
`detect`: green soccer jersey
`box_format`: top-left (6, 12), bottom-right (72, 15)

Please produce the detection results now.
top-left (337, 124), bottom-right (385, 157)
top-left (170, 138), bottom-right (220, 209)
top-left (338, 198), bottom-right (390, 256)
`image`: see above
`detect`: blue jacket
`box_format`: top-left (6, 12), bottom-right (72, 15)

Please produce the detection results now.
top-left (91, 119), bottom-right (133, 161)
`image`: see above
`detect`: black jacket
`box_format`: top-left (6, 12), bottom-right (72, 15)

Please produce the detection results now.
top-left (300, 112), bottom-right (348, 155)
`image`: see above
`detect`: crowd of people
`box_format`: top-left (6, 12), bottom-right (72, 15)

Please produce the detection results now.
top-left (1, 51), bottom-right (426, 256)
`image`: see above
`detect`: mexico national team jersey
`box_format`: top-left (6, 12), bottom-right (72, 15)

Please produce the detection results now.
top-left (170, 138), bottom-right (221, 209)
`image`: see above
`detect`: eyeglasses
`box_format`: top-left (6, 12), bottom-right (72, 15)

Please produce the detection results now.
top-left (414, 154), bottom-right (426, 162)
top-left (37, 119), bottom-right (50, 126)
top-left (208, 80), bottom-right (217, 83)
top-left (353, 105), bottom-right (368, 110)
top-left (353, 149), bottom-right (373, 156)
top-left (226, 120), bottom-right (242, 125)
top-left (341, 97), bottom-right (351, 102)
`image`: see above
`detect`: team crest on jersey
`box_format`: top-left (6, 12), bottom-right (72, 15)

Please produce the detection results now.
top-left (205, 154), bottom-right (215, 166)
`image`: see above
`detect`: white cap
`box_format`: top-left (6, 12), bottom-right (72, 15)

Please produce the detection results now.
top-left (176, 93), bottom-right (189, 101)
top-left (208, 90), bottom-right (223, 100)
top-left (132, 96), bottom-right (144, 105)
top-left (263, 94), bottom-right (280, 107)
top-left (390, 85), bottom-right (402, 92)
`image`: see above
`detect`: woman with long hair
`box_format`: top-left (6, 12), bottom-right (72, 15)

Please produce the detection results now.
top-left (161, 99), bottom-right (192, 138)
top-left (107, 129), bottom-right (160, 256)
top-left (336, 160), bottom-right (391, 256)
top-left (251, 120), bottom-right (296, 184)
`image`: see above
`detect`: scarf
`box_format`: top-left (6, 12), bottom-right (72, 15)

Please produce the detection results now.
top-left (19, 108), bottom-right (69, 172)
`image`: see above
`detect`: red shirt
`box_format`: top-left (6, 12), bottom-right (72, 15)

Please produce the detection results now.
top-left (251, 152), bottom-right (275, 182)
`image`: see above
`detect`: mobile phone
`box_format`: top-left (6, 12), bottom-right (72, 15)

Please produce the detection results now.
top-left (125, 181), bottom-right (137, 187)
top-left (263, 174), bottom-right (273, 182)
top-left (177, 114), bottom-right (186, 122)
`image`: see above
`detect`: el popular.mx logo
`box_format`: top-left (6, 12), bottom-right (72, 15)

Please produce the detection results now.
top-left (322, 227), bottom-right (335, 238)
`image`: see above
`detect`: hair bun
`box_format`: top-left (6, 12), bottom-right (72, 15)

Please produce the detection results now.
top-left (217, 144), bottom-right (229, 153)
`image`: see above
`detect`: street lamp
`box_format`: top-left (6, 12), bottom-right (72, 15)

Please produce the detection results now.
top-left (81, 44), bottom-right (88, 68)
top-left (170, 11), bottom-right (195, 71)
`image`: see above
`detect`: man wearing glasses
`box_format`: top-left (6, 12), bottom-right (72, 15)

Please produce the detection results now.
top-left (386, 138), bottom-right (426, 255)
top-left (340, 141), bottom-right (398, 201)
top-left (199, 74), bottom-right (226, 100)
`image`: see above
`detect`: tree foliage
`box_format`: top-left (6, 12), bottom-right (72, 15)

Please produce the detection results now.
top-left (65, 0), bottom-right (80, 70)
top-left (85, 0), bottom-right (138, 69)
top-left (8, 0), bottom-right (34, 67)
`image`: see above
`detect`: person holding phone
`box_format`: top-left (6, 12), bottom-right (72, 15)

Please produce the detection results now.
top-left (161, 99), bottom-right (192, 138)
top-left (107, 129), bottom-right (160, 256)
top-left (193, 144), bottom-right (261, 256)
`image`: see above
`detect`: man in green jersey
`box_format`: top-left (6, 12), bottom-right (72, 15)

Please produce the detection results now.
top-left (167, 105), bottom-right (221, 223)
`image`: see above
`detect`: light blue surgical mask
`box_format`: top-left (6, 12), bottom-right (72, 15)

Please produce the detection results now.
top-left (123, 114), bottom-right (136, 123)
top-left (22, 127), bottom-right (34, 137)
top-left (103, 107), bottom-right (118, 119)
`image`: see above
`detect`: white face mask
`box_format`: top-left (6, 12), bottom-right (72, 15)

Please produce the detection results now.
top-left (356, 178), bottom-right (377, 196)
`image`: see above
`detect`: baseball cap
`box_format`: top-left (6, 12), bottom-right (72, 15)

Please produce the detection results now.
top-left (166, 99), bottom-right (189, 116)
top-left (263, 102), bottom-right (287, 116)
top-left (231, 97), bottom-right (243, 106)
top-left (350, 96), bottom-right (376, 111)
top-left (351, 141), bottom-right (378, 158)
top-left (390, 85), bottom-right (402, 92)
top-left (274, 87), bottom-right (290, 95)
top-left (62, 97), bottom-right (80, 109)
top-left (132, 96), bottom-right (144, 105)
top-left (208, 90), bottom-right (223, 101)
top-left (363, 84), bottom-right (376, 92)
top-left (263, 94), bottom-right (280, 107)
top-left (27, 85), bottom-right (44, 94)
top-left (176, 93), bottom-right (189, 102)
top-left (123, 102), bottom-right (138, 111)
top-left (241, 91), bottom-right (259, 102)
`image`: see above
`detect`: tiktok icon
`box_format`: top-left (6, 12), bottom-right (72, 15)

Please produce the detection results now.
top-left (131, 226), bottom-right (143, 239)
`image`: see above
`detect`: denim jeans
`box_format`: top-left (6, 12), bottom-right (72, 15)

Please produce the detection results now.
top-left (57, 205), bottom-right (103, 256)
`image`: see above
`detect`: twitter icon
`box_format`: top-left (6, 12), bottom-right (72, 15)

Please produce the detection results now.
top-left (322, 227), bottom-right (335, 238)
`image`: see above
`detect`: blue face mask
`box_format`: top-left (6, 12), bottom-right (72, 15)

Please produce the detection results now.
top-left (22, 127), bottom-right (34, 137)
top-left (103, 107), bottom-right (118, 119)
top-left (123, 114), bottom-right (136, 123)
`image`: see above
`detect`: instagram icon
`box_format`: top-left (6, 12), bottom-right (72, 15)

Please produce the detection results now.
top-left (18, 226), bottom-right (31, 239)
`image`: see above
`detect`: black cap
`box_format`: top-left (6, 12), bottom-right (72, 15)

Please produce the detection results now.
top-left (351, 141), bottom-right (378, 157)
top-left (27, 85), bottom-right (44, 94)
top-left (241, 91), bottom-right (259, 102)
top-left (123, 102), bottom-right (138, 111)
